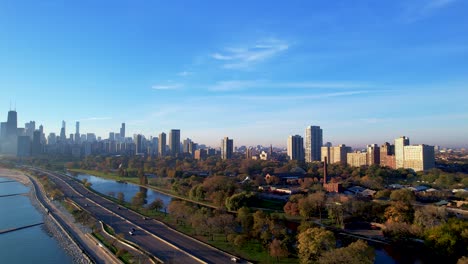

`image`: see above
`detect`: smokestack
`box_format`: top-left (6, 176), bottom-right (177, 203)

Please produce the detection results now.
top-left (323, 157), bottom-right (328, 185)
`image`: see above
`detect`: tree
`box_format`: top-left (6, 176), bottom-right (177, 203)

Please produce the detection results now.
top-left (236, 207), bottom-right (253, 234)
top-left (390, 189), bottom-right (415, 204)
top-left (425, 218), bottom-right (468, 259)
top-left (131, 191), bottom-right (146, 208)
top-left (318, 240), bottom-right (375, 264)
top-left (297, 227), bottom-right (335, 264)
top-left (148, 198), bottom-right (164, 212)
top-left (269, 238), bottom-right (289, 262)
top-left (414, 206), bottom-right (447, 230)
top-left (384, 201), bottom-right (414, 223)
top-left (117, 192), bottom-right (125, 203)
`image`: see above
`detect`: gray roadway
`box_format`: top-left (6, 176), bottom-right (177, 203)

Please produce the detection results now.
top-left (31, 168), bottom-right (236, 264)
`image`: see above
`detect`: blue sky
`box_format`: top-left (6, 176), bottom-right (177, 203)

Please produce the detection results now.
top-left (1, 0), bottom-right (467, 148)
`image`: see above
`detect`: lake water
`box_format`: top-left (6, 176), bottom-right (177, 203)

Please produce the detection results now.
top-left (73, 173), bottom-right (172, 209)
top-left (0, 177), bottom-right (72, 264)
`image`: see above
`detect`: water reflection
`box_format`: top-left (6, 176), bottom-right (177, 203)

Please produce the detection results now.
top-left (72, 173), bottom-right (171, 210)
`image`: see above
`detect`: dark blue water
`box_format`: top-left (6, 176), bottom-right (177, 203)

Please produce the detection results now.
top-left (0, 177), bottom-right (72, 264)
top-left (74, 173), bottom-right (172, 209)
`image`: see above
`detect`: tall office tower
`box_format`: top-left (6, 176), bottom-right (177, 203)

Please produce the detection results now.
top-left (32, 130), bottom-right (42, 156)
top-left (120, 123), bottom-right (126, 139)
top-left (75, 122), bottom-right (80, 144)
top-left (60, 120), bottom-right (66, 141)
top-left (395, 136), bottom-right (410, 168)
top-left (169, 129), bottom-right (180, 156)
top-left (135, 134), bottom-right (143, 155)
top-left (221, 137), bottom-right (234, 160)
top-left (69, 134), bottom-right (74, 143)
top-left (321, 144), bottom-right (350, 165)
top-left (6, 110), bottom-right (18, 137)
top-left (183, 138), bottom-right (192, 153)
top-left (367, 144), bottom-right (380, 165)
top-left (403, 144), bottom-right (435, 172)
top-left (246, 147), bottom-right (253, 159)
top-left (158, 132), bottom-right (166, 156)
top-left (287, 135), bottom-right (304, 161)
top-left (305, 125), bottom-right (323, 162)
top-left (109, 132), bottom-right (115, 141)
top-left (86, 133), bottom-right (96, 142)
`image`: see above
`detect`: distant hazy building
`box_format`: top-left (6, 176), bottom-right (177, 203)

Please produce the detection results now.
top-left (169, 129), bottom-right (180, 156)
top-left (75, 121), bottom-right (80, 144)
top-left (305, 125), bottom-right (323, 162)
top-left (287, 135), bottom-right (304, 161)
top-left (109, 132), bottom-right (115, 141)
top-left (120, 123), bottom-right (126, 139)
top-left (403, 144), bottom-right (435, 172)
top-left (221, 137), bottom-right (234, 160)
top-left (158, 132), bottom-right (166, 157)
top-left (31, 130), bottom-right (42, 156)
top-left (60, 121), bottom-right (66, 142)
top-left (395, 136), bottom-right (410, 169)
top-left (321, 144), bottom-right (350, 165)
top-left (194, 149), bottom-right (207, 160)
top-left (47, 133), bottom-right (57, 145)
top-left (183, 138), bottom-right (192, 153)
top-left (17, 136), bottom-right (31, 157)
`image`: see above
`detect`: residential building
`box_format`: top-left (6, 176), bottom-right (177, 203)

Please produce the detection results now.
top-left (287, 135), bottom-right (304, 161)
top-left (321, 144), bottom-right (350, 165)
top-left (221, 137), bottom-right (234, 159)
top-left (367, 144), bottom-right (380, 165)
top-left (305, 125), bottom-right (323, 162)
top-left (395, 136), bottom-right (410, 168)
top-left (380, 142), bottom-right (396, 169)
top-left (403, 144), bottom-right (435, 172)
top-left (347, 151), bottom-right (368, 167)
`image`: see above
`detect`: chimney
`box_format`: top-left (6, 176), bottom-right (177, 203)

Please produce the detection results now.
top-left (323, 157), bottom-right (328, 185)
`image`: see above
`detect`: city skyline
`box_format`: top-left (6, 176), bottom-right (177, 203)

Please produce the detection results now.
top-left (1, 1), bottom-right (468, 148)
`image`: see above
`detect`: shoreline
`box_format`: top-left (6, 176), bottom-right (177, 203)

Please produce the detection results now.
top-left (0, 168), bottom-right (90, 264)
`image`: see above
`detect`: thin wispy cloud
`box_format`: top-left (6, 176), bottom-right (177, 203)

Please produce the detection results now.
top-left (178, 71), bottom-right (193, 77)
top-left (208, 80), bottom-right (371, 92)
top-left (205, 90), bottom-right (377, 101)
top-left (400, 0), bottom-right (459, 22)
top-left (151, 84), bottom-right (183, 90)
top-left (211, 38), bottom-right (289, 69)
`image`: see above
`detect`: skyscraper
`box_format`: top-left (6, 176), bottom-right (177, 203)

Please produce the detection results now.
top-left (6, 110), bottom-right (17, 137)
top-left (183, 138), bottom-right (192, 153)
top-left (395, 136), bottom-right (410, 168)
top-left (169, 129), bottom-right (180, 156)
top-left (221, 137), bottom-right (234, 159)
top-left (60, 120), bottom-right (66, 142)
top-left (75, 122), bottom-right (80, 144)
top-left (305, 125), bottom-right (323, 162)
top-left (287, 135), bottom-right (304, 161)
top-left (158, 132), bottom-right (166, 157)
top-left (135, 134), bottom-right (143, 155)
top-left (32, 130), bottom-right (42, 156)
top-left (120, 123), bottom-right (126, 139)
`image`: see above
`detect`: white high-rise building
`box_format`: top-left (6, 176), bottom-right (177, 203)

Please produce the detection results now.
top-left (403, 144), bottom-right (435, 172)
top-left (395, 136), bottom-right (410, 168)
top-left (305, 125), bottom-right (323, 162)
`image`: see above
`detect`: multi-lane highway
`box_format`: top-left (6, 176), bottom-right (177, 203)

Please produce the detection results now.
top-left (29, 167), bottom-right (237, 264)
